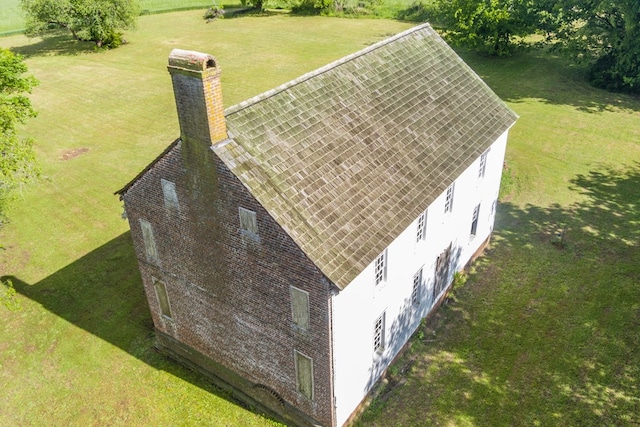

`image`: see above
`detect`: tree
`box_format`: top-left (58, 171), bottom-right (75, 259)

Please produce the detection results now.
top-left (21, 0), bottom-right (139, 49)
top-left (436, 0), bottom-right (547, 56)
top-left (550, 0), bottom-right (640, 93)
top-left (0, 48), bottom-right (39, 219)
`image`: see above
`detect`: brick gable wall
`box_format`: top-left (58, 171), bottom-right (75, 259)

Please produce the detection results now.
top-left (123, 140), bottom-right (335, 426)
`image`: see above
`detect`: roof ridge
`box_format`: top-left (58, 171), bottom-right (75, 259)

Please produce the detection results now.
top-left (224, 23), bottom-right (434, 116)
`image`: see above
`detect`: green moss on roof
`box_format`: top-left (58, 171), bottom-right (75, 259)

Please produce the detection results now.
top-left (215, 23), bottom-right (518, 289)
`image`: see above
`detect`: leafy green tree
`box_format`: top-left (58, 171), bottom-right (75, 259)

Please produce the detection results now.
top-left (21, 0), bottom-right (139, 48)
top-left (550, 0), bottom-right (640, 93)
top-left (436, 0), bottom-right (545, 56)
top-left (0, 48), bottom-right (39, 218)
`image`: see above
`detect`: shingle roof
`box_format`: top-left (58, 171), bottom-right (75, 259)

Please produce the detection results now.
top-left (215, 23), bottom-right (518, 289)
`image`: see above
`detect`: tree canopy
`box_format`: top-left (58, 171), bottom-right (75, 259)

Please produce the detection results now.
top-left (0, 48), bottom-right (38, 218)
top-left (550, 0), bottom-right (640, 93)
top-left (436, 0), bottom-right (640, 93)
top-left (21, 0), bottom-right (139, 49)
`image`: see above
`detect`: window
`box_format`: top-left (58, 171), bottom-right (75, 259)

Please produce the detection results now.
top-left (412, 268), bottom-right (422, 306)
top-left (161, 179), bottom-right (179, 210)
top-left (154, 278), bottom-right (173, 320)
top-left (416, 210), bottom-right (427, 242)
top-left (295, 351), bottom-right (314, 400)
top-left (139, 219), bottom-right (159, 263)
top-left (374, 249), bottom-right (387, 285)
top-left (373, 312), bottom-right (386, 353)
top-left (479, 150), bottom-right (488, 178)
top-left (470, 204), bottom-right (481, 237)
top-left (290, 286), bottom-right (310, 331)
top-left (444, 183), bottom-right (455, 214)
top-left (239, 207), bottom-right (258, 237)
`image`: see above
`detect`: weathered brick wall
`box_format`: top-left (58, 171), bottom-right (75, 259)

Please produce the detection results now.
top-left (123, 139), bottom-right (335, 427)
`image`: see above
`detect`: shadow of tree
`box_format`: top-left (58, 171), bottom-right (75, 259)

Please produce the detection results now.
top-left (4, 231), bottom-right (282, 425)
top-left (10, 32), bottom-right (97, 58)
top-left (357, 163), bottom-right (640, 425)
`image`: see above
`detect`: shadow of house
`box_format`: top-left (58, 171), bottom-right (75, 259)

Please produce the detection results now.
top-left (3, 231), bottom-right (285, 425)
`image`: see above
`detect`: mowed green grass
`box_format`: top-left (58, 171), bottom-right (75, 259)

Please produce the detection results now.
top-left (1, 9), bottom-right (639, 427)
top-left (0, 12), bottom-right (412, 426)
top-left (0, 0), bottom-right (216, 34)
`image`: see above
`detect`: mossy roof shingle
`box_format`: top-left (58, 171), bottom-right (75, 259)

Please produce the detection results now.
top-left (215, 23), bottom-right (518, 289)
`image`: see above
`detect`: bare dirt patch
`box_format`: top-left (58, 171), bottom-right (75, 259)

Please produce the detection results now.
top-left (60, 148), bottom-right (90, 161)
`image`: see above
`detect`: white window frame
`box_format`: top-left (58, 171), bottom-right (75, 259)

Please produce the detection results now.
top-left (412, 268), bottom-right (422, 307)
top-left (294, 350), bottom-right (314, 400)
top-left (374, 249), bottom-right (387, 286)
top-left (416, 209), bottom-right (427, 242)
top-left (479, 150), bottom-right (489, 178)
top-left (290, 286), bottom-right (310, 332)
top-left (373, 312), bottom-right (386, 353)
top-left (161, 178), bottom-right (179, 210)
top-left (470, 203), bottom-right (481, 237)
top-left (444, 183), bottom-right (455, 214)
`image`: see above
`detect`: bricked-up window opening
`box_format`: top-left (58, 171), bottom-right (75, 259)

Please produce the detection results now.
top-left (295, 351), bottom-right (314, 400)
top-left (412, 268), bottom-right (422, 306)
top-left (373, 312), bottom-right (386, 353)
top-left (444, 183), bottom-right (455, 214)
top-left (479, 150), bottom-right (488, 178)
top-left (238, 207), bottom-right (258, 237)
top-left (139, 219), bottom-right (159, 263)
top-left (374, 249), bottom-right (387, 285)
top-left (290, 286), bottom-right (310, 331)
top-left (416, 210), bottom-right (427, 242)
top-left (470, 204), bottom-right (481, 237)
top-left (154, 278), bottom-right (173, 320)
top-left (161, 179), bottom-right (179, 210)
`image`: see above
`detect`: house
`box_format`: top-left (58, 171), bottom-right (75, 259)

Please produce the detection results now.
top-left (117, 23), bottom-right (518, 427)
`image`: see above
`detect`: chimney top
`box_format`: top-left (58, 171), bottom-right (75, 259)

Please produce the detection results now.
top-left (168, 49), bottom-right (217, 72)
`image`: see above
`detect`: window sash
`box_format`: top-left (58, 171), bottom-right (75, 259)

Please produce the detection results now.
top-left (444, 183), bottom-right (455, 213)
top-left (373, 312), bottom-right (386, 353)
top-left (295, 351), bottom-right (314, 399)
top-left (290, 286), bottom-right (310, 331)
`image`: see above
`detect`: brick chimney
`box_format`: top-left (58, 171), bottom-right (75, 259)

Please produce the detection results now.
top-left (167, 49), bottom-right (227, 146)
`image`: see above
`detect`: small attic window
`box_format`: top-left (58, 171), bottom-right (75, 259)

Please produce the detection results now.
top-left (161, 179), bottom-right (179, 210)
top-left (239, 206), bottom-right (258, 239)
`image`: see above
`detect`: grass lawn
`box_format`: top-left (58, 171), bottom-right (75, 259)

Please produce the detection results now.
top-left (0, 0), bottom-right (220, 34)
top-left (1, 8), bottom-right (639, 427)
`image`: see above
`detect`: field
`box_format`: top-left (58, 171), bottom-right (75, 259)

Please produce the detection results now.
top-left (1, 7), bottom-right (640, 427)
top-left (0, 0), bottom-right (217, 34)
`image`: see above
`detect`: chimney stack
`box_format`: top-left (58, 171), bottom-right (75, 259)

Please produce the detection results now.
top-left (167, 49), bottom-right (227, 146)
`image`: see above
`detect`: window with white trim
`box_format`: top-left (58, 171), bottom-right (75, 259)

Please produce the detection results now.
top-left (153, 278), bottom-right (172, 320)
top-left (239, 207), bottom-right (258, 237)
top-left (139, 219), bottom-right (159, 263)
top-left (374, 249), bottom-right (387, 286)
top-left (295, 351), bottom-right (314, 400)
top-left (412, 268), bottom-right (422, 306)
top-left (290, 286), bottom-right (310, 331)
top-left (416, 210), bottom-right (427, 242)
top-left (161, 179), bottom-right (179, 210)
top-left (373, 312), bottom-right (386, 353)
top-left (444, 183), bottom-right (455, 214)
top-left (479, 150), bottom-right (488, 178)
top-left (470, 204), bottom-right (481, 237)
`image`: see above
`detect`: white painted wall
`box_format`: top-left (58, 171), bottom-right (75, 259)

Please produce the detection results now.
top-left (331, 130), bottom-right (509, 426)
